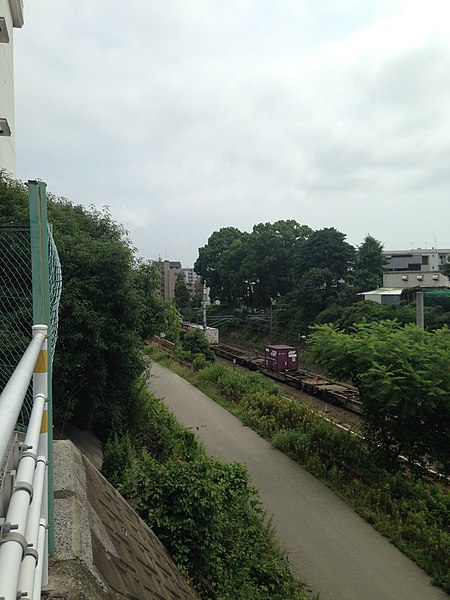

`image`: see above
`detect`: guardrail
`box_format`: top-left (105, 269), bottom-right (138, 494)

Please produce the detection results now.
top-left (0, 325), bottom-right (49, 600)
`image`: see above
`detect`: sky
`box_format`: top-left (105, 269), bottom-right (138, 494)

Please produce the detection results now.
top-left (13, 0), bottom-right (450, 267)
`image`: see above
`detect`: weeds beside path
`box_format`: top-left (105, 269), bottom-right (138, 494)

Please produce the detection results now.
top-left (146, 345), bottom-right (450, 595)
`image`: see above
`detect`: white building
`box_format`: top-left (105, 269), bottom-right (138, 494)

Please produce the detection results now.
top-left (359, 288), bottom-right (404, 306)
top-left (359, 247), bottom-right (450, 305)
top-left (383, 271), bottom-right (450, 290)
top-left (383, 248), bottom-right (450, 273)
top-left (0, 0), bottom-right (24, 176)
top-left (182, 267), bottom-right (202, 296)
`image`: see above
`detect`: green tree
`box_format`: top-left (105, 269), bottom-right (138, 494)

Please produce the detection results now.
top-left (277, 227), bottom-right (356, 329)
top-left (174, 274), bottom-right (190, 310)
top-left (217, 234), bottom-right (251, 308)
top-left (194, 227), bottom-right (244, 305)
top-left (351, 234), bottom-right (386, 292)
top-left (308, 321), bottom-right (450, 472)
top-left (157, 300), bottom-right (181, 344)
top-left (441, 262), bottom-right (450, 278)
top-left (296, 227), bottom-right (355, 284)
top-left (132, 259), bottom-right (164, 339)
top-left (291, 267), bottom-right (335, 328)
top-left (181, 329), bottom-right (215, 362)
top-left (316, 299), bottom-right (450, 333)
top-left (0, 173), bottom-right (184, 433)
top-left (195, 221), bottom-right (312, 310)
top-left (238, 220), bottom-right (312, 308)
top-left (47, 199), bottom-right (146, 431)
top-left (0, 171), bottom-right (30, 222)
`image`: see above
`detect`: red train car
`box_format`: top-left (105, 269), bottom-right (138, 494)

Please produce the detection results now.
top-left (265, 345), bottom-right (298, 372)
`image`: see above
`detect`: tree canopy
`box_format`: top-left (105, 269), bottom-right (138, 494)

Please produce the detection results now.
top-left (194, 227), bottom-right (244, 306)
top-left (174, 274), bottom-right (190, 309)
top-left (239, 220), bottom-right (312, 308)
top-left (351, 234), bottom-right (386, 292)
top-left (50, 202), bottom-right (144, 429)
top-left (0, 173), bottom-right (180, 434)
top-left (195, 221), bottom-right (362, 330)
top-left (441, 262), bottom-right (450, 278)
top-left (296, 227), bottom-right (355, 282)
top-left (181, 329), bottom-right (215, 362)
top-left (307, 321), bottom-right (450, 473)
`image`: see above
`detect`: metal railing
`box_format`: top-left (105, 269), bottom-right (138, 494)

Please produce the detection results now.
top-left (0, 324), bottom-right (49, 600)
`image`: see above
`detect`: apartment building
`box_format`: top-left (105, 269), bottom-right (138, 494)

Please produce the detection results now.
top-left (153, 260), bottom-right (182, 300)
top-left (383, 270), bottom-right (450, 290)
top-left (360, 247), bottom-right (450, 304)
top-left (383, 248), bottom-right (450, 273)
top-left (182, 267), bottom-right (202, 296)
top-left (0, 0), bottom-right (24, 176)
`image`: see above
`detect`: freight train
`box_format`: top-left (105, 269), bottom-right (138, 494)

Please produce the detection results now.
top-left (212, 343), bottom-right (363, 414)
top-left (162, 322), bottom-right (362, 414)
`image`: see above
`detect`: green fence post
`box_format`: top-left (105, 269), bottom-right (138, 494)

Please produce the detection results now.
top-left (29, 180), bottom-right (54, 556)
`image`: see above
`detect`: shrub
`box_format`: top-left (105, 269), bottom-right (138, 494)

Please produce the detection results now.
top-left (181, 329), bottom-right (215, 362)
top-left (166, 357), bottom-right (450, 593)
top-left (103, 387), bottom-right (307, 599)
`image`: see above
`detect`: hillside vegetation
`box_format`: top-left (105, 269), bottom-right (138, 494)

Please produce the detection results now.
top-left (189, 222), bottom-right (450, 339)
top-left (149, 346), bottom-right (450, 593)
top-left (3, 172), bottom-right (448, 595)
top-left (103, 380), bottom-right (308, 599)
top-left (0, 173), bottom-right (308, 599)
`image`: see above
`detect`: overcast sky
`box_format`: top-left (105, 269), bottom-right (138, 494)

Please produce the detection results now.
top-left (14, 0), bottom-right (450, 267)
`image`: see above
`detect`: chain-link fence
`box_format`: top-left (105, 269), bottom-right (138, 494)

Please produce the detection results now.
top-left (48, 228), bottom-right (62, 363)
top-left (425, 288), bottom-right (450, 311)
top-left (0, 224), bottom-right (61, 428)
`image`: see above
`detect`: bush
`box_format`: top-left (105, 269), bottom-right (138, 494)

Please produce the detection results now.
top-left (102, 432), bottom-right (136, 495)
top-left (181, 329), bottom-right (215, 362)
top-left (192, 354), bottom-right (208, 372)
top-left (103, 386), bottom-right (307, 599)
top-left (167, 358), bottom-right (450, 593)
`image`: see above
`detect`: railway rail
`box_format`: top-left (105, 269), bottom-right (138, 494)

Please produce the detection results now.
top-left (151, 338), bottom-right (363, 415)
top-left (212, 343), bottom-right (363, 415)
top-left (151, 337), bottom-right (450, 483)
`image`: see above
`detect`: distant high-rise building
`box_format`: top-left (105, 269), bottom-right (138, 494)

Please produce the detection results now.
top-left (153, 260), bottom-right (182, 300)
top-left (182, 267), bottom-right (202, 296)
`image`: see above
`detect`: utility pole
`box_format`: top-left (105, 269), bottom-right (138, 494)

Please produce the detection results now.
top-left (416, 290), bottom-right (424, 329)
top-left (202, 281), bottom-right (207, 331)
top-left (269, 304), bottom-right (272, 342)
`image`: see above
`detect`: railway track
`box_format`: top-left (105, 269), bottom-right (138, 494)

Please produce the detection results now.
top-left (151, 337), bottom-right (450, 483)
top-left (212, 343), bottom-right (363, 415)
top-left (150, 337), bottom-right (362, 415)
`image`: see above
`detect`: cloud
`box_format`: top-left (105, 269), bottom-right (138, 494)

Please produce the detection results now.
top-left (13, 1), bottom-right (450, 265)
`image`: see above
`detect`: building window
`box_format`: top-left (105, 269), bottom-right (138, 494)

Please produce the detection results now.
top-left (0, 118), bottom-right (12, 136)
top-left (0, 17), bottom-right (10, 43)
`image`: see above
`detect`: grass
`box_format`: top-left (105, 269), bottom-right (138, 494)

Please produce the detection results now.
top-left (147, 343), bottom-right (450, 594)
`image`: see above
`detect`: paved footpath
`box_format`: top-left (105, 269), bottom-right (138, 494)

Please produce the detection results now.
top-left (148, 363), bottom-right (448, 600)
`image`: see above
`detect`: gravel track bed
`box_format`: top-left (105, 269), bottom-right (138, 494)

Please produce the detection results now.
top-left (217, 356), bottom-right (364, 435)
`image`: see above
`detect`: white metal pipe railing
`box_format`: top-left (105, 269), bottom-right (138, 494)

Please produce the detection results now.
top-left (32, 519), bottom-right (47, 600)
top-left (0, 393), bottom-right (46, 599)
top-left (0, 325), bottom-right (48, 600)
top-left (17, 456), bottom-right (47, 598)
top-left (32, 325), bottom-right (49, 590)
top-left (0, 328), bottom-right (46, 466)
